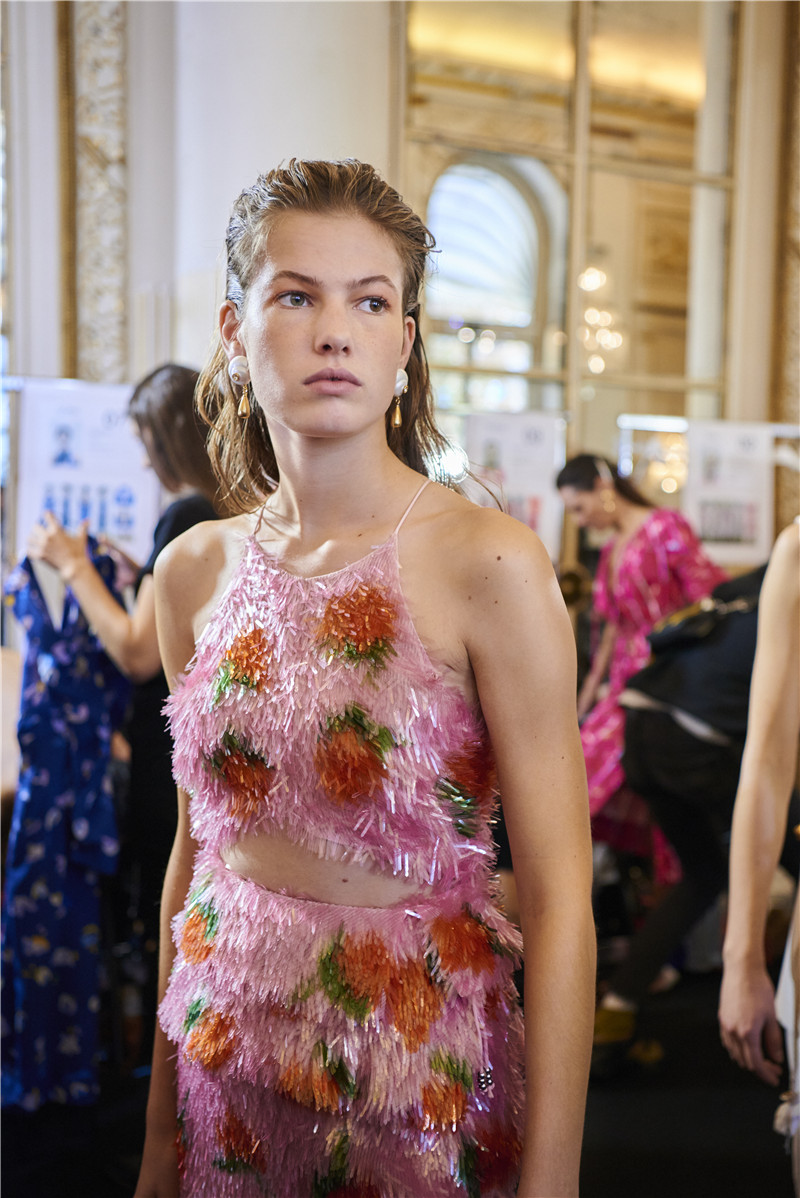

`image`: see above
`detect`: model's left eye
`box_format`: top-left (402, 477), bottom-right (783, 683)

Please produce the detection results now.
top-left (358, 297), bottom-right (389, 313)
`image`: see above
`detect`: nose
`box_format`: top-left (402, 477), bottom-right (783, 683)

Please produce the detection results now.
top-left (313, 301), bottom-right (351, 355)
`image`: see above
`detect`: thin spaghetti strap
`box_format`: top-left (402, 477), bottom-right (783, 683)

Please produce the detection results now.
top-left (251, 492), bottom-right (275, 539)
top-left (393, 479), bottom-right (431, 536)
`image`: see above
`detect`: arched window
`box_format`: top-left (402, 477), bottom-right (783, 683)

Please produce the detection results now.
top-left (424, 158), bottom-right (565, 415)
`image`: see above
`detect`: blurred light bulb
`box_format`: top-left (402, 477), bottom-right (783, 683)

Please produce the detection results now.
top-left (588, 355), bottom-right (606, 374)
top-left (578, 267), bottom-right (607, 292)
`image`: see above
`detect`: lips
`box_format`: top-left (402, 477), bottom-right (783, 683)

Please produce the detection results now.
top-left (303, 368), bottom-right (361, 386)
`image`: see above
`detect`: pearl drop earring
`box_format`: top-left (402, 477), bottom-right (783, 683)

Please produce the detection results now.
top-left (392, 368), bottom-right (408, 429)
top-left (228, 356), bottom-right (251, 419)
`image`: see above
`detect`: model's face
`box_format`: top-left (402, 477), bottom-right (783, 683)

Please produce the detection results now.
top-left (221, 212), bottom-right (415, 446)
top-left (559, 481), bottom-right (613, 530)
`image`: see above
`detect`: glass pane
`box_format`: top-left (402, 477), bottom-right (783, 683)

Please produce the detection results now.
top-left (580, 382), bottom-right (721, 464)
top-left (433, 369), bottom-right (563, 415)
top-left (589, 0), bottom-right (736, 172)
top-left (426, 163), bottom-right (537, 327)
top-left (407, 1), bottom-right (574, 152)
top-left (585, 171), bottom-right (728, 384)
top-left (423, 156), bottom-right (570, 372)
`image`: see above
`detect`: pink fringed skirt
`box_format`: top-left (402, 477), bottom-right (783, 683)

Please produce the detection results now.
top-left (159, 849), bottom-right (525, 1197)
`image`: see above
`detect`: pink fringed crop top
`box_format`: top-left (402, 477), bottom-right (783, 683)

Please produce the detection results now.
top-left (166, 483), bottom-right (500, 892)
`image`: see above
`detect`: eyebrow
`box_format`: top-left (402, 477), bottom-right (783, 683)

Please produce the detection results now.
top-left (271, 270), bottom-right (400, 293)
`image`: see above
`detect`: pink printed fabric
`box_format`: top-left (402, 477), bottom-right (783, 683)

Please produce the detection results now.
top-left (581, 509), bottom-right (727, 870)
top-left (160, 529), bottom-right (525, 1196)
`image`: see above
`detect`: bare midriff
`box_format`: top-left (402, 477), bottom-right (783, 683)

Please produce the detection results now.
top-left (219, 828), bottom-right (426, 908)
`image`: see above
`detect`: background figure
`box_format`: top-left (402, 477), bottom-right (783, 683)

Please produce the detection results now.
top-left (591, 564), bottom-right (800, 1077)
top-left (2, 543), bottom-right (130, 1112)
top-left (23, 363), bottom-right (220, 1070)
top-left (719, 521), bottom-right (800, 1185)
top-left (556, 454), bottom-right (727, 883)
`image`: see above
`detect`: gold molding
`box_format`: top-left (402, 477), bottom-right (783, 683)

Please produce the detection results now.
top-left (57, 1), bottom-right (77, 379)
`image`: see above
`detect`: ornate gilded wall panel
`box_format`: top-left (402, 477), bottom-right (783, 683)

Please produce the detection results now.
top-left (63, 1), bottom-right (128, 383)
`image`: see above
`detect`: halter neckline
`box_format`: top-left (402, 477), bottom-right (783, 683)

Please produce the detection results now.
top-left (249, 478), bottom-right (431, 582)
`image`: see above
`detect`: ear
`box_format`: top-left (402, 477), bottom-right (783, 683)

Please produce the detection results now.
top-left (220, 300), bottom-right (244, 359)
top-left (400, 314), bottom-right (416, 367)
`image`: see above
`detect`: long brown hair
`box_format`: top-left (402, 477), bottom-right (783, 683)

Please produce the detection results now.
top-left (128, 363), bottom-right (219, 505)
top-left (196, 158), bottom-right (454, 513)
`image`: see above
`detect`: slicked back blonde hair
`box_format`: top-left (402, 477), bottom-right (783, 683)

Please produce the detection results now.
top-left (197, 158), bottom-right (452, 513)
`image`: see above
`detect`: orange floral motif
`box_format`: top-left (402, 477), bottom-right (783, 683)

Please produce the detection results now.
top-left (474, 1119), bottom-right (523, 1190)
top-left (484, 987), bottom-right (504, 1023)
top-left (384, 956), bottom-right (444, 1052)
top-left (430, 909), bottom-right (496, 976)
top-left (276, 1060), bottom-right (345, 1114)
top-left (442, 739), bottom-right (497, 803)
top-left (316, 584), bottom-right (397, 671)
top-left (420, 1077), bottom-right (470, 1132)
top-left (175, 1106), bottom-right (188, 1179)
top-left (207, 730), bottom-right (274, 822)
top-left (436, 738), bottom-right (497, 839)
top-left (315, 706), bottom-right (395, 806)
top-left (213, 627), bottom-right (272, 704)
top-left (333, 932), bottom-right (394, 1009)
top-left (180, 907), bottom-right (215, 965)
top-left (184, 1010), bottom-right (236, 1070)
top-left (214, 1108), bottom-right (268, 1174)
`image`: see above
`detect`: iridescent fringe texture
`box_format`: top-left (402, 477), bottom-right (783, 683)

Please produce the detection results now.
top-left (167, 535), bottom-right (501, 891)
top-left (161, 850), bottom-right (524, 1197)
top-left (162, 528), bottom-right (526, 1195)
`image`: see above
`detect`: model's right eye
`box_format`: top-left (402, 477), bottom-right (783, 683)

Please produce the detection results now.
top-left (277, 291), bottom-right (310, 308)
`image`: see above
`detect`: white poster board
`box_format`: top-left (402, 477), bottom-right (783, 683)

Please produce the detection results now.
top-left (464, 411), bottom-right (566, 561)
top-left (15, 378), bottom-right (162, 567)
top-left (683, 421), bottom-right (774, 566)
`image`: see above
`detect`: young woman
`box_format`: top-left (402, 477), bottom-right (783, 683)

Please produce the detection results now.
top-left (556, 454), bottom-right (726, 877)
top-left (135, 160), bottom-right (595, 1198)
top-left (720, 521), bottom-right (800, 1186)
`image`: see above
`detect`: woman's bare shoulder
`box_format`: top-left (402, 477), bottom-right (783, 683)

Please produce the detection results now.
top-left (427, 488), bottom-right (554, 586)
top-left (153, 513), bottom-right (254, 641)
top-left (154, 513), bottom-right (250, 584)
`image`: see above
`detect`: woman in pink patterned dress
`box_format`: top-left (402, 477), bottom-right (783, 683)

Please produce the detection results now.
top-left (557, 454), bottom-right (727, 874)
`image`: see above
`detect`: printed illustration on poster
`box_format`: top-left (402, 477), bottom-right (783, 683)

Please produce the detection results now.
top-left (683, 421), bottom-right (774, 566)
top-left (464, 412), bottom-right (566, 562)
top-left (15, 378), bottom-right (162, 570)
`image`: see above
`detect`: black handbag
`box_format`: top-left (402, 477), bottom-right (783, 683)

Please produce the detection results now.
top-left (647, 594), bottom-right (758, 654)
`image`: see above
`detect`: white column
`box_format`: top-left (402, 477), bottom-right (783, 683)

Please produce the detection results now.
top-left (5, 1), bottom-right (62, 377)
top-left (171, 0), bottom-right (395, 365)
top-left (726, 0), bottom-right (787, 422)
top-left (685, 0), bottom-right (733, 421)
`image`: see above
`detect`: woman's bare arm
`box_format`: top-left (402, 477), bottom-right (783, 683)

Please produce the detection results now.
top-left (133, 533), bottom-right (210, 1197)
top-left (719, 523), bottom-right (800, 1084)
top-left (577, 620), bottom-right (617, 720)
top-left (27, 513), bottom-right (162, 682)
top-left (463, 510), bottom-right (595, 1197)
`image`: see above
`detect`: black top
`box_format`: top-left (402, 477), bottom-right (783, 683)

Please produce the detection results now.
top-left (624, 564), bottom-right (768, 741)
top-left (126, 493), bottom-right (218, 848)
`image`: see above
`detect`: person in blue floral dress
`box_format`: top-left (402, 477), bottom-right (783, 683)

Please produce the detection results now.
top-left (2, 544), bottom-right (130, 1110)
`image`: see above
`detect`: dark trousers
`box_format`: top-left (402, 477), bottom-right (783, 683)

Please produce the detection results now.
top-left (609, 708), bottom-right (800, 1003)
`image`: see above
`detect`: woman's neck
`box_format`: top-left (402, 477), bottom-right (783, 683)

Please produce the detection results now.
top-left (266, 434), bottom-right (418, 542)
top-left (613, 497), bottom-right (652, 538)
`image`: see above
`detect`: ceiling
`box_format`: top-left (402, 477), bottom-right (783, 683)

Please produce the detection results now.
top-left (408, 1), bottom-right (710, 107)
